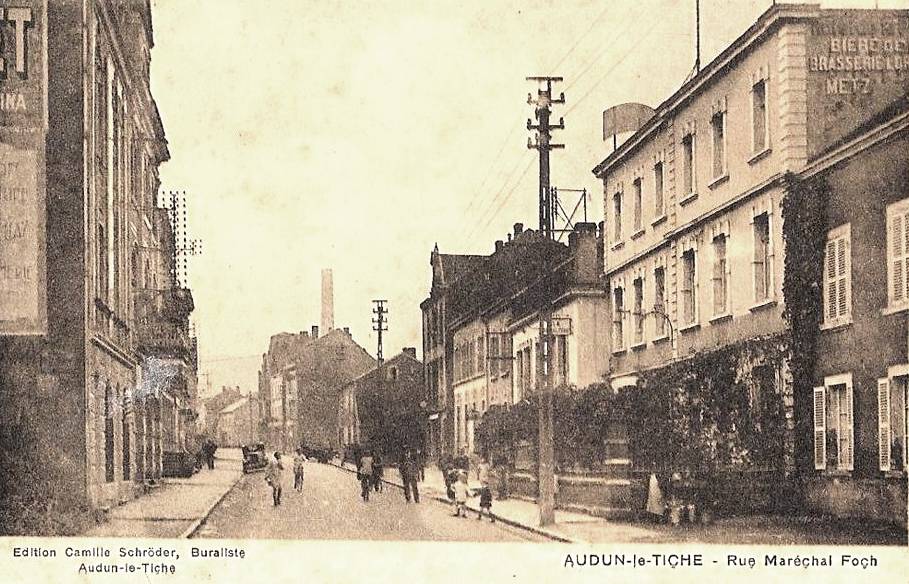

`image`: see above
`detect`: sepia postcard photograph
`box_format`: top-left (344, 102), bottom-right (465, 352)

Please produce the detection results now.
top-left (0, 0), bottom-right (907, 582)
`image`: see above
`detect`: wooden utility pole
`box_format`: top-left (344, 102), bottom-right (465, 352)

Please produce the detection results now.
top-left (372, 299), bottom-right (388, 365)
top-left (526, 76), bottom-right (564, 527)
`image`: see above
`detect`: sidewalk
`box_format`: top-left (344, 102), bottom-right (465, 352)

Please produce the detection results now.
top-left (84, 449), bottom-right (243, 539)
top-left (346, 462), bottom-right (906, 545)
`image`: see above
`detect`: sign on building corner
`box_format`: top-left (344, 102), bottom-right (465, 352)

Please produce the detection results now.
top-left (0, 1), bottom-right (47, 336)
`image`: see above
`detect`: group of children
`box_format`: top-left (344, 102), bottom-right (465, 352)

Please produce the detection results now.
top-left (446, 461), bottom-right (494, 522)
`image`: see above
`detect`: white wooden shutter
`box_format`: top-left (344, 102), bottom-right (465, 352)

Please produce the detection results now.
top-left (813, 386), bottom-right (826, 470)
top-left (844, 381), bottom-right (854, 471)
top-left (824, 240), bottom-right (837, 321)
top-left (889, 209), bottom-right (909, 306)
top-left (836, 237), bottom-right (850, 320)
top-left (878, 378), bottom-right (891, 472)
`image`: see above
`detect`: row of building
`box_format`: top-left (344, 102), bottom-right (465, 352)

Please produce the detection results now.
top-left (0, 0), bottom-right (200, 531)
top-left (419, 4), bottom-right (908, 525)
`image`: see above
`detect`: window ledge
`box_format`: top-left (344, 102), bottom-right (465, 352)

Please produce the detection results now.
top-left (709, 312), bottom-right (733, 324)
top-left (749, 298), bottom-right (777, 312)
top-left (821, 469), bottom-right (852, 478)
top-left (651, 214), bottom-right (667, 227)
top-left (707, 173), bottom-right (729, 190)
top-left (679, 322), bottom-right (700, 334)
top-left (679, 192), bottom-right (698, 206)
top-left (612, 347), bottom-right (627, 356)
top-left (820, 319), bottom-right (853, 332)
top-left (610, 240), bottom-right (625, 251)
top-left (652, 334), bottom-right (670, 345)
top-left (630, 228), bottom-right (645, 241)
top-left (881, 304), bottom-right (909, 316)
top-left (883, 470), bottom-right (906, 479)
top-left (748, 147), bottom-right (772, 165)
top-left (630, 341), bottom-right (647, 351)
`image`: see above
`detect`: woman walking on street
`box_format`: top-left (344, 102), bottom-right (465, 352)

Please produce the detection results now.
top-left (293, 447), bottom-right (307, 493)
top-left (265, 452), bottom-right (284, 507)
top-left (358, 451), bottom-right (374, 502)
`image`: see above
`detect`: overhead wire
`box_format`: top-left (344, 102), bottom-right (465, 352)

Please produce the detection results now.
top-left (463, 1), bottom-right (654, 245)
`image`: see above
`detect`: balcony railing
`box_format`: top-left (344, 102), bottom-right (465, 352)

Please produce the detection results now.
top-left (136, 319), bottom-right (193, 361)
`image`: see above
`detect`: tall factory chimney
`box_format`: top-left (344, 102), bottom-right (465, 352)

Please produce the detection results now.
top-left (321, 268), bottom-right (334, 333)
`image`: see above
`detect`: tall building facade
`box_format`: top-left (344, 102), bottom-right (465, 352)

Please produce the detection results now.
top-left (592, 4), bottom-right (907, 524)
top-left (0, 0), bottom-right (196, 530)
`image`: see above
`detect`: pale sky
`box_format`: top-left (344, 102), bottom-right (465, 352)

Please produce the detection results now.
top-left (148, 0), bottom-right (897, 396)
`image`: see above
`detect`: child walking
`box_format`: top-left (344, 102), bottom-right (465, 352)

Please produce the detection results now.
top-left (452, 471), bottom-right (469, 518)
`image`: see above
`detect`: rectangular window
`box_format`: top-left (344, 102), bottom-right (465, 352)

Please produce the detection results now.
top-left (653, 162), bottom-right (664, 216)
top-left (878, 376), bottom-right (908, 472)
top-left (613, 192), bottom-right (623, 242)
top-left (122, 400), bottom-right (130, 481)
top-left (654, 267), bottom-right (666, 338)
top-left (815, 376), bottom-right (854, 471)
top-left (613, 287), bottom-right (625, 350)
top-left (887, 199), bottom-right (909, 310)
top-left (489, 335), bottom-right (500, 376)
top-left (633, 277), bottom-right (644, 345)
top-left (681, 249), bottom-right (696, 325)
top-left (477, 335), bottom-right (485, 375)
top-left (104, 385), bottom-right (115, 483)
top-left (752, 79), bottom-right (768, 153)
top-left (711, 111), bottom-right (726, 179)
top-left (712, 234), bottom-right (728, 315)
top-left (753, 213), bottom-right (771, 302)
top-left (633, 178), bottom-right (643, 232)
top-left (823, 224), bottom-right (851, 327)
top-left (682, 134), bottom-right (695, 196)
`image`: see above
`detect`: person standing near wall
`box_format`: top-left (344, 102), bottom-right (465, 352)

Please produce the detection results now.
top-left (358, 451), bottom-right (374, 502)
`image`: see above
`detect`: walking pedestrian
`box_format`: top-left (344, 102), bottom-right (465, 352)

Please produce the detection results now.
top-left (401, 449), bottom-right (420, 503)
top-left (476, 456), bottom-right (494, 522)
top-left (358, 451), bottom-right (374, 502)
top-left (372, 452), bottom-right (383, 493)
top-left (452, 471), bottom-right (469, 517)
top-left (265, 451), bottom-right (284, 507)
top-left (293, 447), bottom-right (307, 493)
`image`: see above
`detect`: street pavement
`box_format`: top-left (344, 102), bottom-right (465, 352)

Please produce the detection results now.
top-left (193, 460), bottom-right (545, 541)
top-left (84, 449), bottom-right (242, 538)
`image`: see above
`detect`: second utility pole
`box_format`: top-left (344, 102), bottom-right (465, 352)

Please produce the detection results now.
top-left (527, 76), bottom-right (564, 527)
top-left (372, 299), bottom-right (388, 365)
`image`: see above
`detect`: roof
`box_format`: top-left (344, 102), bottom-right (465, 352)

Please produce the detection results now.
top-left (219, 398), bottom-right (248, 414)
top-left (592, 2), bottom-right (820, 177)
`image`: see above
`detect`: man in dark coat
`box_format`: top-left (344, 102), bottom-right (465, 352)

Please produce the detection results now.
top-left (400, 449), bottom-right (420, 503)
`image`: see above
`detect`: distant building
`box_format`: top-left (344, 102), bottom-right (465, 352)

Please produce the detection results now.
top-left (259, 326), bottom-right (375, 450)
top-left (216, 396), bottom-right (260, 447)
top-left (422, 222), bottom-right (606, 458)
top-left (339, 348), bottom-right (424, 460)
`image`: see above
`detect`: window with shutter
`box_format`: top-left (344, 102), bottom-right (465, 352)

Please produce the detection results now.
top-left (887, 200), bottom-right (909, 311)
top-left (712, 235), bottom-right (728, 315)
top-left (821, 374), bottom-right (854, 472)
top-left (822, 225), bottom-right (851, 328)
top-left (878, 378), bottom-right (891, 471)
top-left (753, 213), bottom-right (770, 302)
top-left (813, 386), bottom-right (826, 470)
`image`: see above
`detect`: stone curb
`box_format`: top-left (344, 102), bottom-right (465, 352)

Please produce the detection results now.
top-left (180, 470), bottom-right (245, 539)
top-left (328, 460), bottom-right (575, 544)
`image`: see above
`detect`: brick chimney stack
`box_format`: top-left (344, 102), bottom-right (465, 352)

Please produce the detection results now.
top-left (321, 268), bottom-right (334, 333)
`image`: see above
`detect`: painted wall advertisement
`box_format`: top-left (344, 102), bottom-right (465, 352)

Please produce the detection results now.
top-left (0, 1), bottom-right (47, 335)
top-left (807, 10), bottom-right (909, 158)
